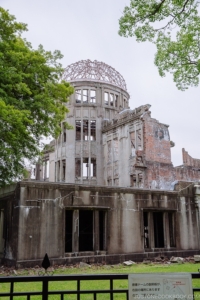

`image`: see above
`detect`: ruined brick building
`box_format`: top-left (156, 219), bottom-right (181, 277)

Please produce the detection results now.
top-left (0, 60), bottom-right (200, 267)
top-left (42, 59), bottom-right (200, 189)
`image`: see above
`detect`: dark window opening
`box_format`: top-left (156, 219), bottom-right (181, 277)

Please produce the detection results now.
top-left (65, 210), bottom-right (73, 252)
top-left (83, 158), bottom-right (89, 178)
top-left (90, 120), bottom-right (96, 141)
top-left (75, 90), bottom-right (81, 103)
top-left (79, 210), bottom-right (93, 251)
top-left (57, 161), bottom-right (60, 181)
top-left (99, 211), bottom-right (105, 251)
top-left (153, 212), bottom-right (164, 248)
top-left (76, 121), bottom-right (81, 140)
top-left (91, 158), bottom-right (96, 177)
top-left (169, 213), bottom-right (176, 247)
top-left (83, 120), bottom-right (89, 140)
top-left (110, 94), bottom-right (114, 106)
top-left (75, 158), bottom-right (81, 177)
top-left (83, 89), bottom-right (88, 103)
top-left (123, 98), bottom-right (126, 108)
top-left (62, 160), bottom-right (66, 181)
top-left (130, 174), bottom-right (136, 187)
top-left (138, 173), bottom-right (143, 188)
top-left (63, 132), bottom-right (66, 143)
top-left (143, 212), bottom-right (149, 248)
top-left (115, 95), bottom-right (118, 107)
top-left (107, 179), bottom-right (112, 186)
top-left (90, 90), bottom-right (96, 103)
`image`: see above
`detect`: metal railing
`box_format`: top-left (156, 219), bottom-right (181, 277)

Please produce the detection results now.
top-left (0, 273), bottom-right (200, 299)
top-left (0, 274), bottom-right (128, 300)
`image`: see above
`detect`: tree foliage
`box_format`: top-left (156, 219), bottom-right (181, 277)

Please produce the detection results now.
top-left (0, 7), bottom-right (74, 187)
top-left (119, 0), bottom-right (200, 90)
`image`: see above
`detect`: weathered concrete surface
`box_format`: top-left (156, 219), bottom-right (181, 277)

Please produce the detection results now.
top-left (0, 181), bottom-right (199, 267)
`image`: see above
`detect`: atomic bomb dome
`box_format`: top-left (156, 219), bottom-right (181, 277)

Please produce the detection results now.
top-left (62, 59), bottom-right (127, 91)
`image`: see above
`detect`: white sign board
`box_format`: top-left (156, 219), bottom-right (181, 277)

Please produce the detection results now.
top-left (129, 273), bottom-right (193, 300)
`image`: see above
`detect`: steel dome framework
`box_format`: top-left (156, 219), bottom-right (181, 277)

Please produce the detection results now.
top-left (62, 59), bottom-right (127, 91)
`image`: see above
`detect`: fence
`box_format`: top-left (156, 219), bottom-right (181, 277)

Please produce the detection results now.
top-left (0, 273), bottom-right (200, 299)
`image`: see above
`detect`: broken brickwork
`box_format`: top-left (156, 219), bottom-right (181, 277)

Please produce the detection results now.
top-left (40, 60), bottom-right (200, 189)
top-left (102, 104), bottom-right (200, 189)
top-left (173, 149), bottom-right (200, 183)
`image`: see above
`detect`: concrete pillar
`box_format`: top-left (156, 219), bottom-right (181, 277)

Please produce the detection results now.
top-left (94, 210), bottom-right (99, 251)
top-left (72, 210), bottom-right (79, 253)
top-left (163, 212), bottom-right (170, 249)
top-left (149, 212), bottom-right (154, 248)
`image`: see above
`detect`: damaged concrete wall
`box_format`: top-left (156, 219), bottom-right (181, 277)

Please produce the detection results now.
top-left (1, 181), bottom-right (199, 266)
top-left (45, 80), bottom-right (129, 186)
top-left (0, 184), bottom-right (19, 264)
top-left (175, 183), bottom-right (200, 250)
top-left (102, 104), bottom-right (200, 190)
top-left (102, 105), bottom-right (175, 189)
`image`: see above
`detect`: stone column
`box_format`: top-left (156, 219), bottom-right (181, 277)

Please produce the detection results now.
top-left (72, 210), bottom-right (79, 253)
top-left (163, 212), bottom-right (170, 249)
top-left (148, 212), bottom-right (154, 248)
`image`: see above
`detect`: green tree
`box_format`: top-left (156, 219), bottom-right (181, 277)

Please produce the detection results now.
top-left (0, 7), bottom-right (74, 187)
top-left (119, 0), bottom-right (200, 90)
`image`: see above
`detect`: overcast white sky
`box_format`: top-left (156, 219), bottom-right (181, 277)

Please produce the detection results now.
top-left (1, 0), bottom-right (200, 166)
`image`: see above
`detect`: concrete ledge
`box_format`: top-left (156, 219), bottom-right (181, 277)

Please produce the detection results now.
top-left (8, 249), bottom-right (200, 269)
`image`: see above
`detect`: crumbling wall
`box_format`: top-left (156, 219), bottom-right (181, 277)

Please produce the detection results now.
top-left (0, 181), bottom-right (199, 266)
top-left (143, 115), bottom-right (171, 164)
top-left (174, 149), bottom-right (200, 183)
top-left (182, 148), bottom-right (200, 168)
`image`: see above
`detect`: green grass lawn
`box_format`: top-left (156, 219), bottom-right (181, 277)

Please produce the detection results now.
top-left (0, 263), bottom-right (200, 300)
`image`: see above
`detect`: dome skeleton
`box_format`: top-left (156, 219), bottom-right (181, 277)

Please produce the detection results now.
top-left (62, 59), bottom-right (127, 91)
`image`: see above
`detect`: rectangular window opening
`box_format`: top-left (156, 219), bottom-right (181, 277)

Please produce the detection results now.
top-left (115, 95), bottom-right (118, 107)
top-left (83, 120), bottom-right (89, 141)
top-left (90, 120), bottom-right (96, 141)
top-left (75, 158), bottom-right (81, 177)
top-left (83, 89), bottom-right (88, 103)
top-left (83, 158), bottom-right (89, 178)
top-left (57, 161), bottom-right (60, 182)
top-left (62, 160), bottom-right (66, 181)
top-left (130, 174), bottom-right (136, 187)
top-left (153, 212), bottom-right (164, 248)
top-left (91, 158), bottom-right (96, 177)
top-left (90, 90), bottom-right (96, 103)
top-left (76, 120), bottom-right (81, 140)
top-left (75, 90), bottom-right (81, 103)
top-left (107, 179), bottom-right (112, 186)
top-left (65, 210), bottom-right (73, 252)
top-left (46, 161), bottom-right (49, 179)
top-left (63, 131), bottom-right (66, 143)
top-left (130, 132), bottom-right (136, 156)
top-left (104, 92), bottom-right (109, 105)
top-left (110, 93), bottom-right (114, 106)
